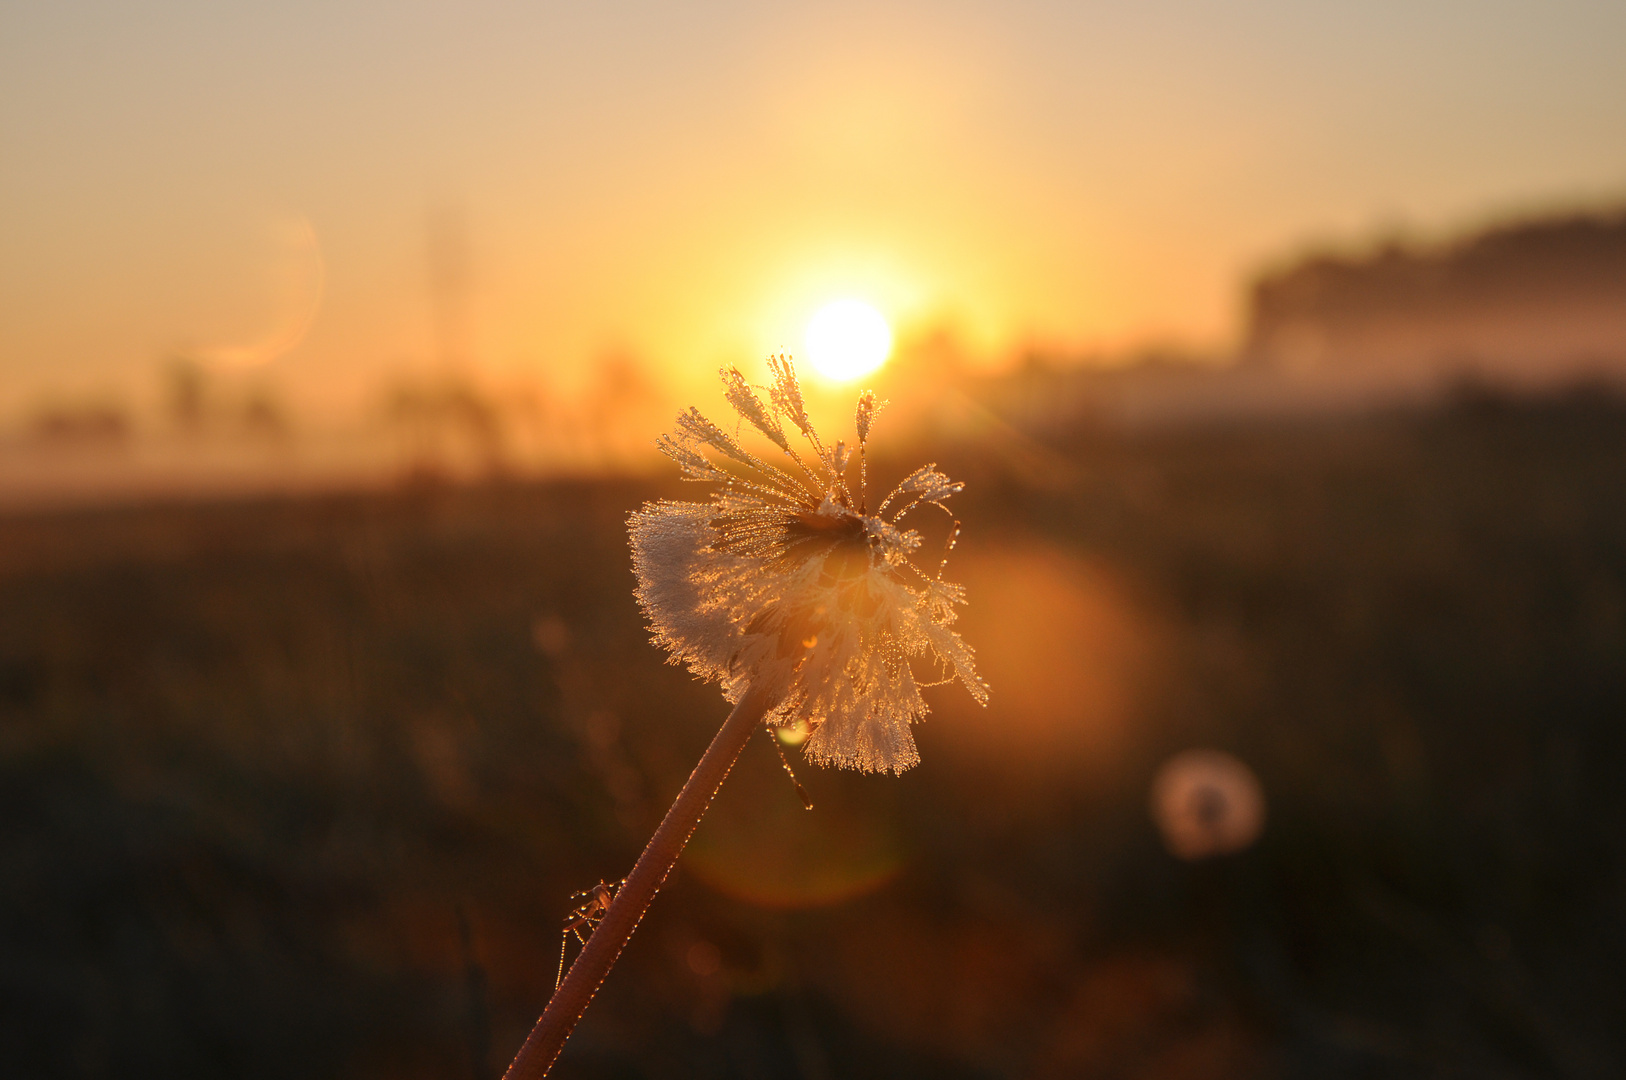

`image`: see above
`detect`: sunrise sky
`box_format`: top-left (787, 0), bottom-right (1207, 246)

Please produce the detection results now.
top-left (4, 0), bottom-right (1626, 416)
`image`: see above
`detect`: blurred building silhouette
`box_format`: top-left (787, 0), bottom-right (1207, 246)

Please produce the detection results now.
top-left (1244, 206), bottom-right (1626, 384)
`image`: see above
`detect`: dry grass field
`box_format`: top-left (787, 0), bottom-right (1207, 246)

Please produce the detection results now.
top-left (4, 388), bottom-right (1625, 1079)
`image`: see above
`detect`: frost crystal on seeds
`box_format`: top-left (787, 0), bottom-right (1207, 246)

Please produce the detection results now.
top-left (628, 358), bottom-right (989, 774)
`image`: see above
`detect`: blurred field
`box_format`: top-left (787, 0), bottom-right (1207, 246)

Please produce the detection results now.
top-left (3, 389), bottom-right (1626, 1079)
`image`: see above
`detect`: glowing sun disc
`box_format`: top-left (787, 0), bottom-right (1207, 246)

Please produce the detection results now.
top-left (804, 299), bottom-right (892, 381)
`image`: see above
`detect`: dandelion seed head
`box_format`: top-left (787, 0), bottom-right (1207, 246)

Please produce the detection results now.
top-left (629, 360), bottom-right (988, 774)
top-left (855, 391), bottom-right (882, 445)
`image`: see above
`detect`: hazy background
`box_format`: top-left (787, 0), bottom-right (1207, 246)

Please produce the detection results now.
top-left (5, 0), bottom-right (1626, 437)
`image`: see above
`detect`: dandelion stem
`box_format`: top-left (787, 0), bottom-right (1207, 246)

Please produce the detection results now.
top-left (501, 680), bottom-right (777, 1079)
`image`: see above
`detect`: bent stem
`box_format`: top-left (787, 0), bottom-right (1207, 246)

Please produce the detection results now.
top-left (502, 680), bottom-right (777, 1079)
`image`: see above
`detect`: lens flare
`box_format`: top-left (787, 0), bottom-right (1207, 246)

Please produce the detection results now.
top-left (804, 299), bottom-right (892, 381)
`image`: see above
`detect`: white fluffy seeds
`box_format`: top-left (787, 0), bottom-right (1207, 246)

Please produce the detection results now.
top-left (629, 358), bottom-right (988, 774)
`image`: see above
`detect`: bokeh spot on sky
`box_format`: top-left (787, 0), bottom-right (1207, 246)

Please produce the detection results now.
top-left (3, 0), bottom-right (1625, 414)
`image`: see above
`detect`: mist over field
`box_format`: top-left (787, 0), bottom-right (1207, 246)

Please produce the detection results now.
top-left (9, 200), bottom-right (1626, 509)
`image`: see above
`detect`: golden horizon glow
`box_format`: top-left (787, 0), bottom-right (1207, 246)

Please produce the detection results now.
top-left (804, 299), bottom-right (893, 382)
top-left (4, 2), bottom-right (1624, 419)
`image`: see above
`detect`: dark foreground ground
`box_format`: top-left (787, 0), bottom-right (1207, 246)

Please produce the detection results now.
top-left (3, 389), bottom-right (1625, 1079)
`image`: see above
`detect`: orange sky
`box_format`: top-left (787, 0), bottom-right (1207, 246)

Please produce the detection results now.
top-left (3, 0), bottom-right (1626, 417)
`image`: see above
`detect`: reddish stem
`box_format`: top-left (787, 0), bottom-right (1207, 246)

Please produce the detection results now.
top-left (501, 681), bottom-right (775, 1079)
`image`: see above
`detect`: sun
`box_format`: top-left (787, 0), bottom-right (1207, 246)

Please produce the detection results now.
top-left (804, 298), bottom-right (892, 381)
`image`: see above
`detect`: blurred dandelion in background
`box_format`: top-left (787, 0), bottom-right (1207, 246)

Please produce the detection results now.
top-left (1150, 749), bottom-right (1266, 860)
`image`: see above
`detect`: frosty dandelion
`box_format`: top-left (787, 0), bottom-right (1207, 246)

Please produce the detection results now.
top-left (502, 357), bottom-right (985, 1079)
top-left (630, 356), bottom-right (989, 773)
